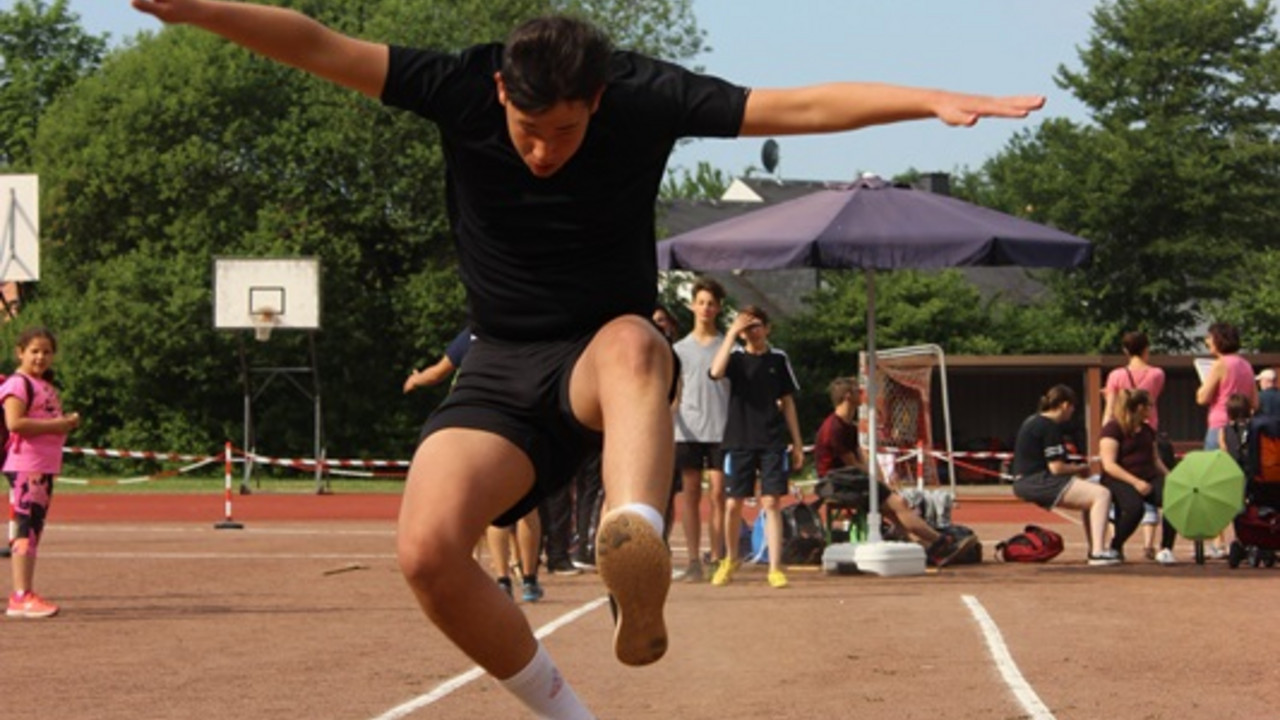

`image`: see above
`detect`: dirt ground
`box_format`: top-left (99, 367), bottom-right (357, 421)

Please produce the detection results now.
top-left (2, 492), bottom-right (1277, 719)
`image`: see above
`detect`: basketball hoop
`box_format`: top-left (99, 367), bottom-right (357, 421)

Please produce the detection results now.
top-left (251, 308), bottom-right (278, 342)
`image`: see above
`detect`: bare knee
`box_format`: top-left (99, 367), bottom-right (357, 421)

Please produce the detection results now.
top-left (397, 528), bottom-right (465, 597)
top-left (595, 317), bottom-right (671, 382)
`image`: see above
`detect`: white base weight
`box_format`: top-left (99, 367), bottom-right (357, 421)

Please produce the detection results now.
top-left (852, 541), bottom-right (927, 577)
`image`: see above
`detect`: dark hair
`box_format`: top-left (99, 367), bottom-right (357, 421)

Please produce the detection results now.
top-left (1208, 322), bottom-right (1241, 354)
top-left (691, 276), bottom-right (726, 303)
top-left (828, 377), bottom-right (857, 408)
top-left (1038, 384), bottom-right (1077, 412)
top-left (501, 15), bottom-right (612, 113)
top-left (1120, 331), bottom-right (1149, 357)
top-left (15, 326), bottom-right (57, 381)
top-left (652, 304), bottom-right (678, 338)
top-left (1227, 393), bottom-right (1252, 423)
top-left (739, 304), bottom-right (769, 326)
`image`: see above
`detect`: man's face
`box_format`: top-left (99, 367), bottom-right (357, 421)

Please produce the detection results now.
top-left (690, 290), bottom-right (721, 322)
top-left (496, 73), bottom-right (599, 178)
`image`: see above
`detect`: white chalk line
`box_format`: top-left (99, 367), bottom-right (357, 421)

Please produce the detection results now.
top-left (962, 594), bottom-right (1056, 720)
top-left (58, 525), bottom-right (395, 537)
top-left (370, 596), bottom-right (610, 720)
top-left (46, 551), bottom-right (394, 560)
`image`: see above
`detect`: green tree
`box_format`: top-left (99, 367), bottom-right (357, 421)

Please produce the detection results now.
top-left (977, 0), bottom-right (1280, 351)
top-left (0, 0), bottom-right (106, 169)
top-left (29, 0), bottom-right (706, 460)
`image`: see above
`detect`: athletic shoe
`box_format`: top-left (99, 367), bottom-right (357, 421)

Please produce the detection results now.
top-left (682, 560), bottom-right (703, 583)
top-left (1087, 550), bottom-right (1122, 566)
top-left (1155, 548), bottom-right (1178, 565)
top-left (927, 532), bottom-right (978, 568)
top-left (6, 591), bottom-right (58, 618)
top-left (497, 576), bottom-right (513, 599)
top-left (710, 558), bottom-right (740, 586)
top-left (521, 578), bottom-right (544, 603)
top-left (595, 509), bottom-right (670, 666)
top-left (547, 558), bottom-right (583, 576)
top-left (1206, 544), bottom-right (1228, 560)
top-left (766, 569), bottom-right (789, 589)
top-left (571, 558), bottom-right (597, 573)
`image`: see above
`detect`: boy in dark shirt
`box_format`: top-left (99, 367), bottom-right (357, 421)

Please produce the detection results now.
top-left (135, 1), bottom-right (1046, 716)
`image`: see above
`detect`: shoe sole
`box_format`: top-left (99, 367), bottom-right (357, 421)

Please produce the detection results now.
top-left (595, 510), bottom-right (669, 666)
top-left (934, 534), bottom-right (978, 569)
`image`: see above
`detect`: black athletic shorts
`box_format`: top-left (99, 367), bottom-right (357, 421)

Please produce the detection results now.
top-left (417, 326), bottom-right (678, 527)
top-left (675, 442), bottom-right (726, 473)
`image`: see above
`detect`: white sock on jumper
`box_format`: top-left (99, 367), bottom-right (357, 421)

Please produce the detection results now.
top-left (615, 502), bottom-right (664, 537)
top-left (498, 642), bottom-right (593, 720)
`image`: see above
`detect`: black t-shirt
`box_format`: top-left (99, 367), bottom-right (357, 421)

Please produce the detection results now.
top-left (1100, 419), bottom-right (1158, 482)
top-left (1012, 413), bottom-right (1068, 476)
top-left (721, 347), bottom-right (800, 449)
top-left (381, 44), bottom-right (748, 341)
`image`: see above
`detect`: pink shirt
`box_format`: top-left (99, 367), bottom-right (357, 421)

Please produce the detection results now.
top-left (1104, 364), bottom-right (1166, 430)
top-left (1208, 354), bottom-right (1257, 430)
top-left (1, 373), bottom-right (67, 474)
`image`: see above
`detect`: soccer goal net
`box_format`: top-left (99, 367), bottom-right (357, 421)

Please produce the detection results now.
top-left (857, 345), bottom-right (955, 499)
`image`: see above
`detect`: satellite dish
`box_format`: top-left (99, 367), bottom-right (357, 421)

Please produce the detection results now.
top-left (761, 138), bottom-right (779, 175)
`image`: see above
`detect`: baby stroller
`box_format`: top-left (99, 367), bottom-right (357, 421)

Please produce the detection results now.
top-left (1229, 414), bottom-right (1280, 569)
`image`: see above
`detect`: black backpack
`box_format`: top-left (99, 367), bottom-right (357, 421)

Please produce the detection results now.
top-left (0, 374), bottom-right (34, 470)
top-left (781, 500), bottom-right (827, 565)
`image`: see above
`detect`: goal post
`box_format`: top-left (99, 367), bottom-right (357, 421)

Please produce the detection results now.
top-left (857, 344), bottom-right (955, 496)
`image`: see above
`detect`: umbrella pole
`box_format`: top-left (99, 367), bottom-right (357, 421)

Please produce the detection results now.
top-left (865, 268), bottom-right (884, 543)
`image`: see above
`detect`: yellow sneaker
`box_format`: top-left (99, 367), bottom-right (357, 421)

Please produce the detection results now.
top-left (710, 558), bottom-right (740, 586)
top-left (767, 570), bottom-right (789, 589)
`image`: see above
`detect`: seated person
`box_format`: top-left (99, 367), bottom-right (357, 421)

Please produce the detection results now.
top-left (1011, 384), bottom-right (1118, 565)
top-left (814, 377), bottom-right (974, 567)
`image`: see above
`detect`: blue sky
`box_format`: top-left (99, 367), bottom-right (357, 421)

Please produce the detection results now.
top-left (30, 1), bottom-right (1101, 180)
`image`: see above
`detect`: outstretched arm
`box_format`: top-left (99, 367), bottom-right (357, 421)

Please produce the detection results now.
top-left (132, 0), bottom-right (388, 98)
top-left (740, 83), bottom-right (1044, 136)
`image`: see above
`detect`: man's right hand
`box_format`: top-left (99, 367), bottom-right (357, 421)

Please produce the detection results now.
top-left (132, 0), bottom-right (206, 24)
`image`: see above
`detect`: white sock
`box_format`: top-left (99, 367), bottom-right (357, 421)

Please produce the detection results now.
top-left (615, 502), bottom-right (664, 537)
top-left (499, 642), bottom-right (594, 720)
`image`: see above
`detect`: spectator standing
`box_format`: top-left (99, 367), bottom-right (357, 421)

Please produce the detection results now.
top-left (1197, 322), bottom-right (1257, 559)
top-left (1011, 385), bottom-right (1119, 565)
top-left (1256, 368), bottom-right (1280, 419)
top-left (708, 306), bottom-right (804, 588)
top-left (671, 278), bottom-right (730, 582)
top-left (4, 327), bottom-right (79, 618)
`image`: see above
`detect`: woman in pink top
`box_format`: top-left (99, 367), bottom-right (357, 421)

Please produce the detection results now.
top-left (1103, 331), bottom-right (1166, 430)
top-left (1197, 322), bottom-right (1258, 447)
top-left (4, 327), bottom-right (80, 619)
top-left (1195, 322), bottom-right (1255, 558)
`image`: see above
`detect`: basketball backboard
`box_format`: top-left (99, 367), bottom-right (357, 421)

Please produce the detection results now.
top-left (213, 257), bottom-right (321, 331)
top-left (0, 174), bottom-right (40, 282)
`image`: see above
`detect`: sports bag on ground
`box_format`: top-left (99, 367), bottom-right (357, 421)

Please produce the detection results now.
top-left (995, 524), bottom-right (1063, 562)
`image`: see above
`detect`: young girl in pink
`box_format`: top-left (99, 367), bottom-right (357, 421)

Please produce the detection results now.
top-left (5, 327), bottom-right (79, 618)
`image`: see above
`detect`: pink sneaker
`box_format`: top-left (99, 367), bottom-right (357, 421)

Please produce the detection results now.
top-left (7, 592), bottom-right (59, 618)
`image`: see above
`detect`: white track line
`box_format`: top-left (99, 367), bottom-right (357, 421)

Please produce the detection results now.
top-left (47, 551), bottom-right (393, 560)
top-left (371, 597), bottom-right (609, 720)
top-left (962, 594), bottom-right (1055, 720)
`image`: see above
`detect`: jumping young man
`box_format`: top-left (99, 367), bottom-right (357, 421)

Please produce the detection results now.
top-left (132, 2), bottom-right (1045, 716)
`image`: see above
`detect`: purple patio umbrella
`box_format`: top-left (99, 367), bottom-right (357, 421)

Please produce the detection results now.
top-left (656, 175), bottom-right (1092, 559)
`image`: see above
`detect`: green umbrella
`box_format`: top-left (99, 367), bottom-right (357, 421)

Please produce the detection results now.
top-left (1164, 450), bottom-right (1245, 540)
